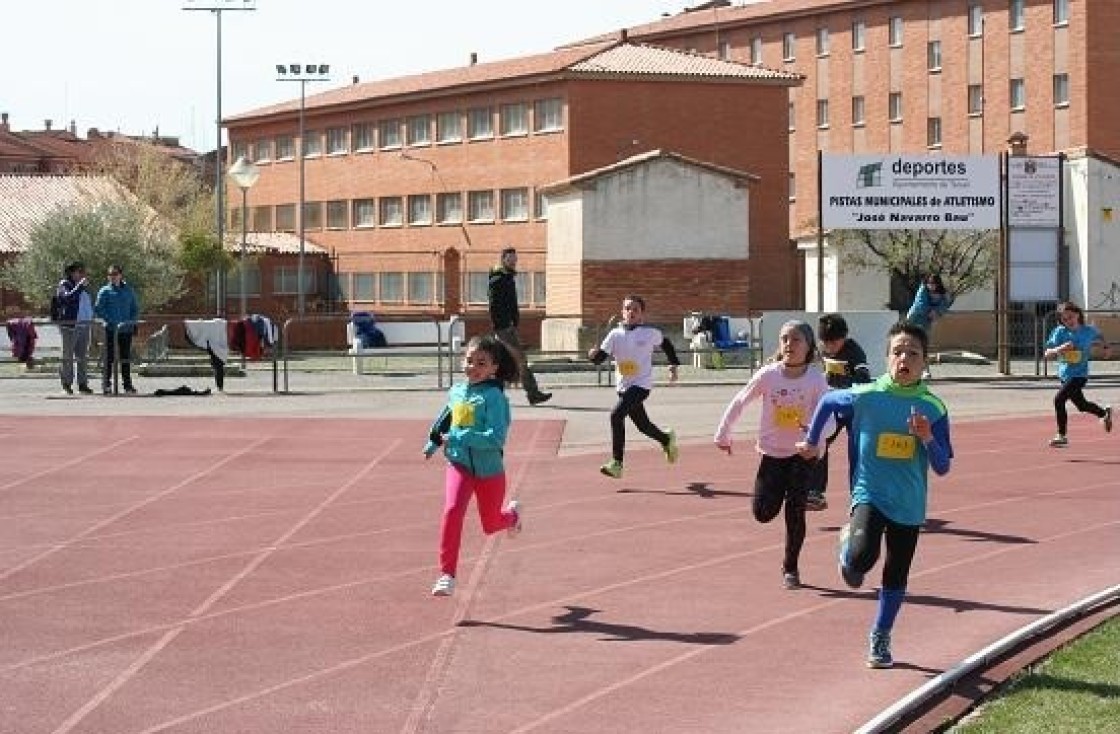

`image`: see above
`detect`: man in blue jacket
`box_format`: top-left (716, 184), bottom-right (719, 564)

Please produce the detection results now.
top-left (94, 264), bottom-right (140, 394)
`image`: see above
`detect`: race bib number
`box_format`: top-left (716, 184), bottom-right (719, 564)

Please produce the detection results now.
top-left (824, 358), bottom-right (847, 376)
top-left (1061, 349), bottom-right (1082, 364)
top-left (618, 360), bottom-right (638, 377)
top-left (876, 432), bottom-right (915, 460)
top-left (774, 405), bottom-right (804, 430)
top-left (451, 402), bottom-right (475, 427)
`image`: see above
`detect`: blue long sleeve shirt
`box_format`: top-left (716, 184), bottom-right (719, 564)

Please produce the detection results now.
top-left (805, 375), bottom-right (953, 525)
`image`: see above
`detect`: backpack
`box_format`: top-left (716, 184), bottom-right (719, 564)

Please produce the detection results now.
top-left (49, 291), bottom-right (66, 322)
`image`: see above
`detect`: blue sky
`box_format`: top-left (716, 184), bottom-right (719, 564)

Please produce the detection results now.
top-left (7, 1), bottom-right (675, 152)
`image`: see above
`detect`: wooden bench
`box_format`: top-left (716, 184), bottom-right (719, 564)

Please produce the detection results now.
top-left (346, 319), bottom-right (465, 374)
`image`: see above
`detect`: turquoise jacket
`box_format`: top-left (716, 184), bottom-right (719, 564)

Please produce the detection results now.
top-left (94, 280), bottom-right (140, 333)
top-left (424, 379), bottom-right (510, 477)
top-left (1046, 324), bottom-right (1101, 382)
top-left (905, 283), bottom-right (952, 330)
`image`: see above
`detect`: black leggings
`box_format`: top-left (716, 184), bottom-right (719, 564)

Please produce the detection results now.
top-left (1054, 377), bottom-right (1105, 434)
top-left (753, 454), bottom-right (813, 574)
top-left (846, 503), bottom-right (920, 590)
top-left (609, 386), bottom-right (669, 462)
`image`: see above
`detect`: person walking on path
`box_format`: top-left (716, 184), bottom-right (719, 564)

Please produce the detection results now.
top-left (806, 313), bottom-right (872, 511)
top-left (56, 261), bottom-right (94, 394)
top-left (1043, 300), bottom-right (1112, 447)
top-left (423, 334), bottom-right (523, 597)
top-left (714, 320), bottom-right (830, 591)
top-left (94, 264), bottom-right (140, 395)
top-left (488, 247), bottom-right (551, 405)
top-left (589, 295), bottom-right (680, 479)
top-left (798, 322), bottom-right (954, 669)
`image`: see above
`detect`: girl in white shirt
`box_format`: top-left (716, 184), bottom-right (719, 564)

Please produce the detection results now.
top-left (714, 320), bottom-right (830, 590)
top-left (589, 295), bottom-right (681, 479)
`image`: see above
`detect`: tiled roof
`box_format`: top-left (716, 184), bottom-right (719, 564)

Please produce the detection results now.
top-left (539, 148), bottom-right (759, 194)
top-left (242, 231), bottom-right (326, 255)
top-left (228, 41), bottom-right (799, 123)
top-left (0, 175), bottom-right (132, 253)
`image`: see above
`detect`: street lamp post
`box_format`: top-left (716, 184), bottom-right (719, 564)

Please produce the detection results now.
top-left (183, 0), bottom-right (256, 316)
top-left (226, 156), bottom-right (260, 319)
top-left (276, 63), bottom-right (331, 317)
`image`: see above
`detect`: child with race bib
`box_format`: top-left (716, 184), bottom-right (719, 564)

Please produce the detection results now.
top-left (588, 295), bottom-right (681, 479)
top-left (797, 321), bottom-right (953, 669)
top-left (714, 320), bottom-right (830, 590)
top-left (1044, 300), bottom-right (1112, 447)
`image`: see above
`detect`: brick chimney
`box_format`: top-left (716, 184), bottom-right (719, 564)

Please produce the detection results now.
top-left (44, 119), bottom-right (53, 131)
top-left (1, 112), bottom-right (9, 133)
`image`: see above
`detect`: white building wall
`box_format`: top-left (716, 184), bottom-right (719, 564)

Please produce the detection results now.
top-left (1071, 156), bottom-right (1120, 310)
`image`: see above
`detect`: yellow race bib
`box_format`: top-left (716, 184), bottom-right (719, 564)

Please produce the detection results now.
top-left (1061, 349), bottom-right (1082, 364)
top-left (823, 358), bottom-right (847, 376)
top-left (774, 405), bottom-right (805, 430)
top-left (451, 402), bottom-right (476, 427)
top-left (618, 360), bottom-right (638, 377)
top-left (876, 432), bottom-right (916, 460)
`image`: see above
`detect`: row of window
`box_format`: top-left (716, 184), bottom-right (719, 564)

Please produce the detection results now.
top-left (736, 0), bottom-right (1071, 64)
top-left (216, 265), bottom-right (546, 307)
top-left (231, 188), bottom-right (549, 231)
top-left (795, 74), bottom-right (1070, 132)
top-left (231, 98), bottom-right (564, 164)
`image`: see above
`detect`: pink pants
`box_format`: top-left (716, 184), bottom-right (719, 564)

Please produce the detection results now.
top-left (439, 463), bottom-right (516, 576)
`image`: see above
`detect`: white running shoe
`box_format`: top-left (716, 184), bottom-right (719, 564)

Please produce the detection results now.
top-left (431, 574), bottom-right (455, 597)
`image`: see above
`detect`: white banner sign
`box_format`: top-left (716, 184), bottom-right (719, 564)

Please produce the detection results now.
top-left (821, 154), bottom-right (1001, 230)
top-left (1007, 156), bottom-right (1061, 228)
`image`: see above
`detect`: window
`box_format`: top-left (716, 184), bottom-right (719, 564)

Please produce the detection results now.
top-left (889, 16), bottom-right (903, 47)
top-left (467, 107), bottom-right (494, 139)
top-left (1010, 78), bottom-right (1026, 109)
top-left (352, 198), bottom-right (375, 228)
top-left (851, 96), bottom-right (865, 126)
top-left (1010, 0), bottom-right (1025, 30)
top-left (273, 266), bottom-right (315, 296)
top-left (749, 36), bottom-right (762, 65)
top-left (466, 271), bottom-right (489, 304)
top-left (251, 205), bottom-right (271, 231)
top-left (275, 204), bottom-right (295, 231)
top-left (968, 84), bottom-right (984, 115)
top-left (927, 41), bottom-right (942, 71)
top-left (303, 201), bottom-right (323, 229)
top-left (302, 131), bottom-right (322, 157)
top-left (927, 117), bottom-right (942, 147)
top-left (253, 140), bottom-right (271, 163)
top-left (852, 20), bottom-right (866, 51)
top-left (379, 196), bottom-right (403, 226)
top-left (275, 135), bottom-right (294, 160)
top-left (816, 27), bottom-right (829, 56)
top-left (468, 190), bottom-right (494, 222)
top-left (436, 192), bottom-right (462, 224)
top-left (408, 272), bottom-right (440, 305)
top-left (783, 32), bottom-right (796, 61)
top-left (353, 123), bottom-right (375, 151)
top-left (326, 127), bottom-right (348, 154)
top-left (350, 273), bottom-right (374, 302)
top-left (534, 190), bottom-right (548, 220)
top-left (532, 271), bottom-right (545, 306)
top-left (1054, 0), bottom-right (1069, 25)
top-left (326, 200), bottom-right (348, 229)
top-left (436, 111), bottom-right (462, 143)
top-left (379, 273), bottom-right (404, 304)
top-left (533, 98), bottom-right (563, 132)
top-left (788, 172), bottom-right (796, 201)
top-left (227, 262), bottom-right (260, 298)
top-left (968, 4), bottom-right (983, 36)
top-left (231, 141), bottom-right (248, 161)
top-left (816, 99), bottom-right (829, 128)
top-left (1053, 73), bottom-right (1070, 106)
top-left (407, 194), bottom-right (432, 225)
top-left (889, 92), bottom-right (903, 122)
top-left (378, 119), bottom-right (402, 149)
top-left (788, 101), bottom-right (795, 131)
top-left (407, 115), bottom-right (431, 146)
top-left (717, 40), bottom-right (730, 60)
top-left (499, 103), bottom-right (528, 136)
top-left (500, 188), bottom-right (529, 221)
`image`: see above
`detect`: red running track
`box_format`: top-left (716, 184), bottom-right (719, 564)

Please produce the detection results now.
top-left (0, 413), bottom-right (1117, 733)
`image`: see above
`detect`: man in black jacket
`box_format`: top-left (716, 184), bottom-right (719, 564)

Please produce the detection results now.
top-left (488, 247), bottom-right (551, 405)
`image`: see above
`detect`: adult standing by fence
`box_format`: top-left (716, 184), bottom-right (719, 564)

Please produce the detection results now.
top-left (56, 261), bottom-right (94, 394)
top-left (488, 247), bottom-right (551, 405)
top-left (94, 264), bottom-right (140, 395)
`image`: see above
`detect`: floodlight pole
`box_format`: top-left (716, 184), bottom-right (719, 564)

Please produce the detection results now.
top-left (183, 0), bottom-right (256, 316)
top-left (276, 64), bottom-right (330, 316)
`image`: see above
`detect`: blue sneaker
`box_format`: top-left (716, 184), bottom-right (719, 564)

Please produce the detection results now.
top-left (867, 629), bottom-right (893, 668)
top-left (837, 523), bottom-right (864, 589)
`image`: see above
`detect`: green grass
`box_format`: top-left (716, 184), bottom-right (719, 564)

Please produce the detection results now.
top-left (945, 614), bottom-right (1120, 733)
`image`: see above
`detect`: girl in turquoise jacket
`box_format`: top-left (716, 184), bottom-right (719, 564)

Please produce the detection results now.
top-left (423, 335), bottom-right (522, 597)
top-left (1044, 300), bottom-right (1112, 447)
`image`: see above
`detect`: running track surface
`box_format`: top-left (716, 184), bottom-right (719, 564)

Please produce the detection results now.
top-left (1, 413), bottom-right (1117, 734)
